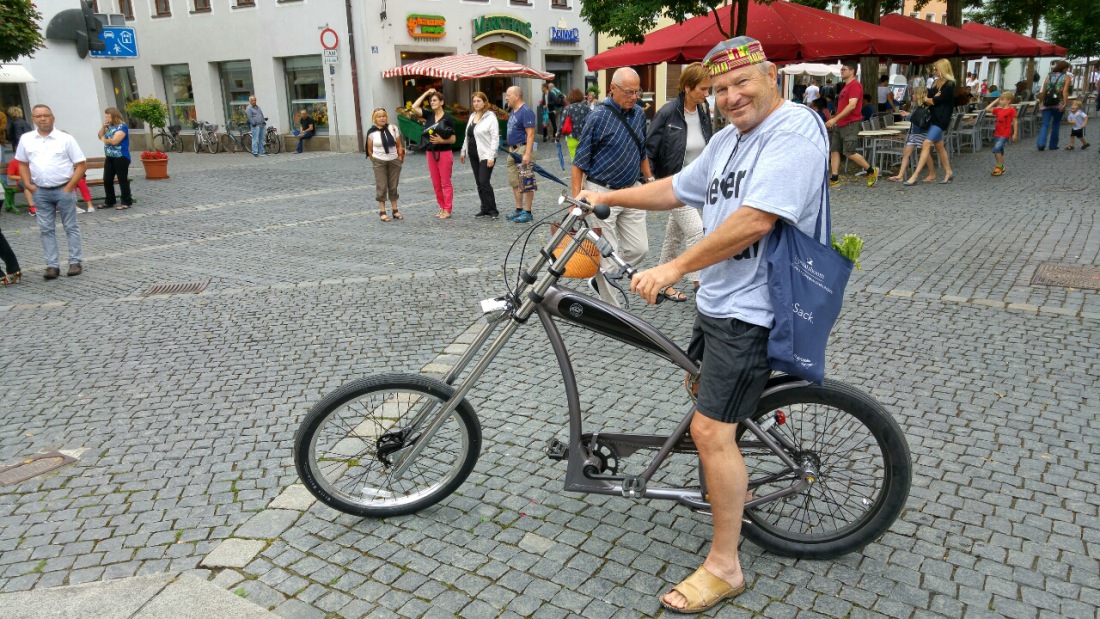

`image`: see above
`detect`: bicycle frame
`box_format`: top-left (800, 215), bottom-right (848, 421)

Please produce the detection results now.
top-left (389, 199), bottom-right (818, 511)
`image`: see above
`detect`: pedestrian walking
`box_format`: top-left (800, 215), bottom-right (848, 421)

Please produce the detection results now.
top-left (245, 96), bottom-right (267, 157)
top-left (14, 104), bottom-right (86, 279)
top-left (1037, 61), bottom-right (1072, 151)
top-left (827, 60), bottom-right (878, 188)
top-left (503, 86), bottom-right (537, 223)
top-left (888, 87), bottom-right (935, 183)
top-left (460, 91), bottom-right (500, 219)
top-left (1065, 101), bottom-right (1089, 150)
top-left (410, 88), bottom-right (457, 219)
top-left (803, 79), bottom-right (820, 107)
top-left (96, 107), bottom-right (132, 211)
top-left (576, 36), bottom-right (830, 614)
top-left (560, 89), bottom-right (590, 161)
top-left (904, 58), bottom-right (956, 185)
top-left (646, 62), bottom-right (712, 301)
top-left (365, 108), bottom-right (404, 221)
top-left (540, 82), bottom-right (565, 142)
top-left (571, 67), bottom-right (655, 307)
top-left (985, 91), bottom-right (1019, 176)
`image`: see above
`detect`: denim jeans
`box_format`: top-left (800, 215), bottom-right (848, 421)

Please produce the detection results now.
top-left (34, 187), bottom-right (82, 268)
top-left (251, 124), bottom-right (266, 155)
top-left (1037, 108), bottom-right (1063, 149)
top-left (295, 130), bottom-right (314, 153)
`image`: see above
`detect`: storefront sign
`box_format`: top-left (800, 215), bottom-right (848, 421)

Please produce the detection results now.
top-left (407, 14), bottom-right (446, 39)
top-left (472, 14), bottom-right (533, 42)
top-left (549, 23), bottom-right (580, 44)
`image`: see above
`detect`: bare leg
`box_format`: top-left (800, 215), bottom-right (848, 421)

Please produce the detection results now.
top-left (890, 145), bottom-right (914, 180)
top-left (661, 413), bottom-right (746, 610)
top-left (906, 140), bottom-right (934, 184)
top-left (829, 151), bottom-right (841, 177)
top-left (846, 152), bottom-right (872, 172)
top-left (934, 141), bottom-right (952, 178)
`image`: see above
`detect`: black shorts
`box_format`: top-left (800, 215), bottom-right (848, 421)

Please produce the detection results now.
top-left (687, 313), bottom-right (772, 424)
top-left (1070, 128), bottom-right (1085, 138)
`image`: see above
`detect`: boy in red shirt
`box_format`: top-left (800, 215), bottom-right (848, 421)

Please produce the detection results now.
top-left (5, 157), bottom-right (35, 215)
top-left (985, 92), bottom-right (1018, 176)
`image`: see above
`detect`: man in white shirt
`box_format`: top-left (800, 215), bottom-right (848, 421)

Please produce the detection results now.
top-left (803, 80), bottom-right (820, 106)
top-left (15, 104), bottom-right (87, 279)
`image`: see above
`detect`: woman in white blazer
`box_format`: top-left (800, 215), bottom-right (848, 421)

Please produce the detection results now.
top-left (460, 92), bottom-right (500, 218)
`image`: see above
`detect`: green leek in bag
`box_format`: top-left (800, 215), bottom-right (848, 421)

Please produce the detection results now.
top-left (831, 234), bottom-right (863, 270)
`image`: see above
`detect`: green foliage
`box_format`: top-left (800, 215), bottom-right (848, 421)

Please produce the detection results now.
top-left (0, 0), bottom-right (45, 62)
top-left (831, 234), bottom-right (864, 270)
top-left (581, 0), bottom-right (729, 45)
top-left (1046, 0), bottom-right (1100, 59)
top-left (125, 96), bottom-right (168, 131)
top-left (966, 0), bottom-right (1055, 37)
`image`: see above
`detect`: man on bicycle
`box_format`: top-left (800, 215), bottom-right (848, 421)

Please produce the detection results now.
top-left (577, 36), bottom-right (829, 614)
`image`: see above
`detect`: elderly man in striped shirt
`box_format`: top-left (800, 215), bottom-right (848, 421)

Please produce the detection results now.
top-left (570, 67), bottom-right (656, 307)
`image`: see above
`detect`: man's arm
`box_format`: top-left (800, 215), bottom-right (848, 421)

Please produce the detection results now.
top-left (576, 175), bottom-right (679, 212)
top-left (640, 157), bottom-right (654, 180)
top-left (828, 98), bottom-right (859, 126)
top-left (18, 161), bottom-right (34, 192)
top-left (570, 165), bottom-right (585, 196)
top-left (523, 126), bottom-right (535, 164)
top-left (631, 206), bottom-right (779, 304)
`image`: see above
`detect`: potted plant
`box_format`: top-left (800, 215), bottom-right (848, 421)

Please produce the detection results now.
top-left (125, 95), bottom-right (171, 180)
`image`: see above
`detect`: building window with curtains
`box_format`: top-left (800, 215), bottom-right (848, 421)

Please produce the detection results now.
top-left (109, 67), bottom-right (142, 128)
top-left (551, 0), bottom-right (569, 8)
top-left (218, 60), bottom-right (254, 126)
top-left (161, 64), bottom-right (195, 127)
top-left (154, 0), bottom-right (171, 17)
top-left (235, 0), bottom-right (256, 7)
top-left (119, 0), bottom-right (134, 20)
top-left (194, 0), bottom-right (211, 12)
top-left (284, 56), bottom-right (327, 133)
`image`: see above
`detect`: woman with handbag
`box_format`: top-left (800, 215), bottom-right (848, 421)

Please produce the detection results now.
top-left (410, 88), bottom-right (457, 219)
top-left (888, 87), bottom-right (935, 182)
top-left (1037, 61), bottom-right (1071, 151)
top-left (560, 89), bottom-right (590, 161)
top-left (460, 92), bottom-right (500, 219)
top-left (644, 63), bottom-right (712, 301)
top-left (366, 108), bottom-right (405, 221)
top-left (904, 58), bottom-right (955, 185)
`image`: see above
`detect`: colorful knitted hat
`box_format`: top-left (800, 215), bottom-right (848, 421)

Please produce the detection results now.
top-left (703, 36), bottom-right (768, 77)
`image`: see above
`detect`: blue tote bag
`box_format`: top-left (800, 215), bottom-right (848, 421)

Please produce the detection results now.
top-left (765, 181), bottom-right (853, 385)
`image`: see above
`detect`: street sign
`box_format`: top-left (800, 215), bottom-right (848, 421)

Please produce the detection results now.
top-left (323, 49), bottom-right (338, 65)
top-left (90, 26), bottom-right (138, 58)
top-left (320, 28), bottom-right (339, 50)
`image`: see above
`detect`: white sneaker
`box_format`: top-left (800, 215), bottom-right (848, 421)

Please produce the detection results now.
top-left (76, 207), bottom-right (88, 214)
top-left (87, 206), bottom-right (95, 213)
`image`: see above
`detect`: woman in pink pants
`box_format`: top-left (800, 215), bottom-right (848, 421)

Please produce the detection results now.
top-left (410, 88), bottom-right (457, 218)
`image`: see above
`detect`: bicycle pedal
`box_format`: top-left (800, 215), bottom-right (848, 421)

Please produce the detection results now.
top-left (545, 438), bottom-right (567, 461)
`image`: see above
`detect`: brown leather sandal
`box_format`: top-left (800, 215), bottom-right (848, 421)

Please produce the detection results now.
top-left (660, 566), bottom-right (745, 614)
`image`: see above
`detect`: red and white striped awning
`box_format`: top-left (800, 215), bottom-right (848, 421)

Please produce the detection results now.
top-left (382, 54), bottom-right (554, 81)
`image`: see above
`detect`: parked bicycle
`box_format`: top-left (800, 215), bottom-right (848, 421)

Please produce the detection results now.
top-left (192, 120), bottom-right (220, 154)
top-left (220, 121), bottom-right (251, 154)
top-left (262, 118), bottom-right (283, 154)
top-left (294, 194), bottom-right (912, 560)
top-left (151, 124), bottom-right (184, 153)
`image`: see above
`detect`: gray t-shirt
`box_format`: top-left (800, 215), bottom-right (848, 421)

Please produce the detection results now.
top-left (683, 108), bottom-right (707, 167)
top-left (672, 101), bottom-right (829, 327)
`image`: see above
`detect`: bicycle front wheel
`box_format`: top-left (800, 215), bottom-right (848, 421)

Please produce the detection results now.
top-left (207, 133), bottom-right (219, 154)
top-left (731, 379), bottom-right (911, 559)
top-left (241, 133), bottom-right (252, 153)
top-left (220, 134), bottom-right (237, 154)
top-left (266, 131), bottom-right (283, 154)
top-left (192, 132), bottom-right (201, 153)
top-left (172, 134), bottom-right (184, 153)
top-left (294, 374), bottom-right (481, 518)
top-left (152, 133), bottom-right (170, 154)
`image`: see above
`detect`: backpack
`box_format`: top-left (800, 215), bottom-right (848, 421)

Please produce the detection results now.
top-left (909, 105), bottom-right (932, 131)
top-left (1043, 74), bottom-right (1064, 107)
top-left (550, 88), bottom-right (565, 108)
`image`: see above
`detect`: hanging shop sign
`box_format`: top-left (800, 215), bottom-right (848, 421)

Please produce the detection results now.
top-left (549, 20), bottom-right (580, 44)
top-left (408, 14), bottom-right (446, 39)
top-left (472, 14), bottom-right (533, 43)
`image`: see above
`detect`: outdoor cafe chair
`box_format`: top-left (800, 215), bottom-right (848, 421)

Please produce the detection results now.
top-left (944, 113), bottom-right (965, 155)
top-left (956, 108), bottom-right (985, 153)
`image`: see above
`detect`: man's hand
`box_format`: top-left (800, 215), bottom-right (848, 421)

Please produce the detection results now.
top-left (522, 154), bottom-right (530, 165)
top-left (631, 263), bottom-right (684, 305)
top-left (459, 153), bottom-right (466, 164)
top-left (825, 119), bottom-right (835, 129)
top-left (486, 159), bottom-right (494, 168)
top-left (574, 189), bottom-right (606, 207)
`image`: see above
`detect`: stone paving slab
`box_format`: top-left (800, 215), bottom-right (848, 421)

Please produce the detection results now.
top-left (0, 134), bottom-right (1098, 618)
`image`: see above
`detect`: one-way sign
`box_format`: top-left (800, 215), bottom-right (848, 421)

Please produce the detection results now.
top-left (91, 27), bottom-right (139, 58)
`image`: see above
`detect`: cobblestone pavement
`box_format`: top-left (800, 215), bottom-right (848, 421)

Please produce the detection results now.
top-left (1, 132), bottom-right (1097, 619)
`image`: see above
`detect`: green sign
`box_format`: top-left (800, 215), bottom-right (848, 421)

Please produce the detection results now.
top-left (472, 14), bottom-right (533, 42)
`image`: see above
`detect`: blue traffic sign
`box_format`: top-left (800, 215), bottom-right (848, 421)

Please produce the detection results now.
top-left (91, 27), bottom-right (138, 58)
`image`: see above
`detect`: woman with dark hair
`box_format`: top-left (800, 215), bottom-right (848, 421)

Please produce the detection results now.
top-left (904, 58), bottom-right (955, 185)
top-left (1037, 60), bottom-right (1072, 151)
top-left (460, 91), bottom-right (500, 218)
top-left (410, 88), bottom-right (457, 218)
top-left (645, 62), bottom-right (712, 301)
top-left (97, 107), bottom-right (133, 210)
top-left (560, 88), bottom-right (590, 160)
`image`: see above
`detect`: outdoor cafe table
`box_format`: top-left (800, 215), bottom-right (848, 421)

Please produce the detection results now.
top-left (858, 129), bottom-right (902, 165)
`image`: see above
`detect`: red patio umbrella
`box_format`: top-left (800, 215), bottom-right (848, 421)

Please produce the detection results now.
top-left (382, 54), bottom-right (554, 81)
top-left (586, 2), bottom-right (938, 71)
top-left (879, 14), bottom-right (1020, 59)
top-left (961, 22), bottom-right (1067, 57)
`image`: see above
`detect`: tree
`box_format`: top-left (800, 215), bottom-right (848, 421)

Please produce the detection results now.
top-left (580, 0), bottom-right (732, 45)
top-left (1045, 0), bottom-right (1100, 60)
top-left (0, 0), bottom-right (45, 62)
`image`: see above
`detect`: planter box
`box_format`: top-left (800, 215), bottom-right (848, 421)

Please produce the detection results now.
top-left (141, 158), bottom-right (169, 180)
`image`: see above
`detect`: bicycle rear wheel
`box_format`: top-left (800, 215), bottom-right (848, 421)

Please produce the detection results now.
top-left (220, 134), bottom-right (237, 153)
top-left (241, 133), bottom-right (252, 154)
top-left (192, 132), bottom-right (201, 153)
top-left (729, 379), bottom-right (911, 559)
top-left (265, 130), bottom-right (283, 154)
top-left (207, 133), bottom-right (219, 154)
top-left (172, 134), bottom-right (184, 153)
top-left (294, 374), bottom-right (481, 518)
top-left (152, 133), bottom-right (170, 154)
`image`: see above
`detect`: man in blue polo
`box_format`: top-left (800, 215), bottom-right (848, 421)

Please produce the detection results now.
top-left (571, 67), bottom-right (655, 307)
top-left (504, 86), bottom-right (537, 223)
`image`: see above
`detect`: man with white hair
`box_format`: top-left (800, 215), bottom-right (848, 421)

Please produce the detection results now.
top-left (571, 67), bottom-right (655, 307)
top-left (578, 36), bottom-right (830, 614)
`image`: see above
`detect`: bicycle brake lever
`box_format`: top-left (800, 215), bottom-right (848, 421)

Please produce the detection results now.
top-left (601, 270), bottom-right (631, 309)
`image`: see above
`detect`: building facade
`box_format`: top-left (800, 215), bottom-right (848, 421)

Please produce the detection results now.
top-left (78, 0), bottom-right (593, 152)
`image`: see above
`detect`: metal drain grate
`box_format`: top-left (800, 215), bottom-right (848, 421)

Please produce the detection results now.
top-left (1031, 263), bottom-right (1100, 291)
top-left (142, 279), bottom-right (210, 297)
top-left (0, 452), bottom-right (77, 487)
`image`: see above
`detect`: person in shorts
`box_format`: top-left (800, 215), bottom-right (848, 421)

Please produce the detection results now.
top-left (826, 60), bottom-right (877, 188)
top-left (503, 86), bottom-right (537, 223)
top-left (577, 36), bottom-right (828, 615)
top-left (1065, 101), bottom-right (1089, 151)
top-left (888, 87), bottom-right (935, 182)
top-left (984, 91), bottom-right (1019, 176)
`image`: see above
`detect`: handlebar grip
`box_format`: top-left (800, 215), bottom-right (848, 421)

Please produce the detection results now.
top-left (592, 204), bottom-right (611, 220)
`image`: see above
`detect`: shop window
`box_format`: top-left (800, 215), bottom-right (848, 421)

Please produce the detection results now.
top-left (119, 0), bottom-right (134, 19)
top-left (108, 66), bottom-right (142, 129)
top-left (154, 0), bottom-right (171, 17)
top-left (161, 64), bottom-right (195, 127)
top-left (194, 0), bottom-right (210, 12)
top-left (218, 60), bottom-right (254, 127)
top-left (284, 56), bottom-right (328, 133)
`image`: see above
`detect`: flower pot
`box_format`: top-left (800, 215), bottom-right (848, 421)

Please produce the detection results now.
top-left (141, 158), bottom-right (169, 180)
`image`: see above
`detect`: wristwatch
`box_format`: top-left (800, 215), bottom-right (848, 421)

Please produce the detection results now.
top-left (645, 176), bottom-right (656, 183)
